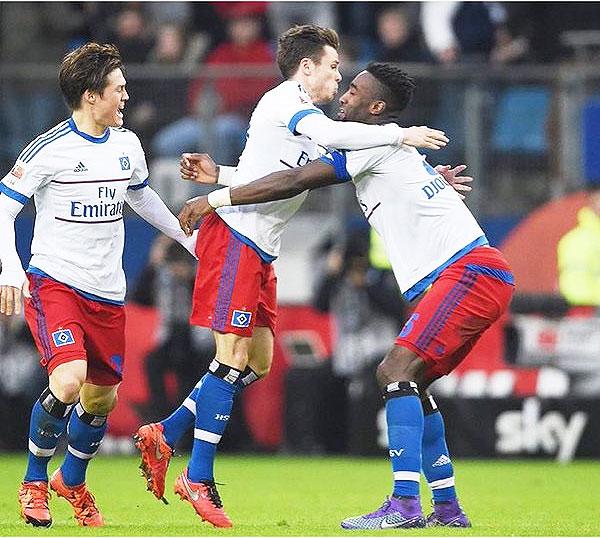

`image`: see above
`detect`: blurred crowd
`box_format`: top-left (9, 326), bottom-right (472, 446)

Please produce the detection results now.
top-left (3, 1), bottom-right (600, 172)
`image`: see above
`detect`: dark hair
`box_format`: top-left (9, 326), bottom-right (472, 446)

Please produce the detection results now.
top-left (276, 24), bottom-right (339, 79)
top-left (59, 43), bottom-right (124, 110)
top-left (365, 62), bottom-right (415, 113)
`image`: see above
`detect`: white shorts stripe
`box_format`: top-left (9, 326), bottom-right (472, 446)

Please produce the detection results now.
top-left (393, 471), bottom-right (420, 482)
top-left (67, 445), bottom-right (98, 460)
top-left (194, 428), bottom-right (221, 444)
top-left (28, 440), bottom-right (56, 457)
top-left (429, 477), bottom-right (455, 489)
top-left (183, 398), bottom-right (196, 414)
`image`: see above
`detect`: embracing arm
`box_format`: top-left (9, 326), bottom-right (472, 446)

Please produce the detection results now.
top-left (178, 160), bottom-right (339, 236)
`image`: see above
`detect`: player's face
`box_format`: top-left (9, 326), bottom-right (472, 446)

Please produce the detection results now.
top-left (309, 46), bottom-right (342, 104)
top-left (94, 68), bottom-right (129, 129)
top-left (337, 72), bottom-right (376, 123)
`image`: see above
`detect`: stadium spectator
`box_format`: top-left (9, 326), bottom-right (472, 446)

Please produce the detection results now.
top-left (131, 237), bottom-right (212, 423)
top-left (152, 10), bottom-right (275, 165)
top-left (135, 24), bottom-right (448, 528)
top-left (107, 7), bottom-right (153, 63)
top-left (312, 229), bottom-right (406, 452)
top-left (268, 2), bottom-right (337, 39)
top-left (372, 6), bottom-right (433, 63)
top-left (557, 185), bottom-right (600, 307)
top-left (177, 62), bottom-right (512, 530)
top-left (0, 42), bottom-right (197, 528)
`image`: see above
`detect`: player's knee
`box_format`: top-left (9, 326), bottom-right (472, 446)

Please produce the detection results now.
top-left (81, 392), bottom-right (117, 416)
top-left (375, 347), bottom-right (425, 390)
top-left (49, 375), bottom-right (84, 404)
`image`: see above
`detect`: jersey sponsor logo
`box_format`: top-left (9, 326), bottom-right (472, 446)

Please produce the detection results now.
top-left (10, 164), bottom-right (24, 179)
top-left (73, 162), bottom-right (88, 173)
top-left (231, 310), bottom-right (252, 328)
top-left (52, 328), bottom-right (75, 347)
top-left (119, 156), bottom-right (130, 170)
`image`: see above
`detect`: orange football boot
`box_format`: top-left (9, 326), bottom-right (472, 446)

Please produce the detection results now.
top-left (49, 469), bottom-right (104, 526)
top-left (133, 423), bottom-right (173, 503)
top-left (18, 480), bottom-right (52, 527)
top-left (174, 469), bottom-right (232, 528)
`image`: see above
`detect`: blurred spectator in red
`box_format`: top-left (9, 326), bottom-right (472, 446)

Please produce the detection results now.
top-left (372, 6), bottom-right (433, 63)
top-left (152, 9), bottom-right (275, 165)
top-left (107, 7), bottom-right (153, 63)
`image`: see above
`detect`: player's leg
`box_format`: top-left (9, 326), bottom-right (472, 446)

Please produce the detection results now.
top-left (341, 344), bottom-right (427, 530)
top-left (19, 275), bottom-right (87, 527)
top-left (419, 388), bottom-right (471, 527)
top-left (50, 383), bottom-right (117, 527)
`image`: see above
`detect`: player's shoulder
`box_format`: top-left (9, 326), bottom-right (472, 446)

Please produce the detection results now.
top-left (263, 80), bottom-right (313, 105)
top-left (109, 125), bottom-right (143, 147)
top-left (17, 119), bottom-right (73, 164)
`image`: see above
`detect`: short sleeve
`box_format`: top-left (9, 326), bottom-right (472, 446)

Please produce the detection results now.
top-left (0, 156), bottom-right (51, 205)
top-left (127, 134), bottom-right (150, 191)
top-left (276, 83), bottom-right (324, 135)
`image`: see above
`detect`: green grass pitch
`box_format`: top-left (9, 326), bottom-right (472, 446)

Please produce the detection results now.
top-left (1, 453), bottom-right (599, 536)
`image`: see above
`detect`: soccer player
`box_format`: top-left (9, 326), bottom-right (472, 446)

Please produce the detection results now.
top-left (0, 43), bottom-right (196, 528)
top-left (133, 25), bottom-right (449, 528)
top-left (178, 62), bottom-right (515, 530)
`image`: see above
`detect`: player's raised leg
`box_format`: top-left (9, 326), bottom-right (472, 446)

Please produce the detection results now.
top-left (420, 392), bottom-right (471, 527)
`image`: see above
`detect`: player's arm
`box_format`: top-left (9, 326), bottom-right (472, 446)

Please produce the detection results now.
top-left (294, 113), bottom-right (448, 151)
top-left (124, 186), bottom-right (198, 257)
top-left (178, 160), bottom-right (339, 236)
top-left (0, 193), bottom-right (29, 315)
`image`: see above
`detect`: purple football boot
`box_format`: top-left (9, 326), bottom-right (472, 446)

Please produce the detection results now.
top-left (341, 496), bottom-right (426, 530)
top-left (426, 499), bottom-right (471, 527)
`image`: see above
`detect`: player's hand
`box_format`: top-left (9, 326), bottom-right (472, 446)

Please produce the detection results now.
top-left (180, 153), bottom-right (218, 183)
top-left (403, 126), bottom-right (449, 150)
top-left (178, 196), bottom-right (215, 236)
top-left (436, 164), bottom-right (473, 200)
top-left (0, 280), bottom-right (28, 316)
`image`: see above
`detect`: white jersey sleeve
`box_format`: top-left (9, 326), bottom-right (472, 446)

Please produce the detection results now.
top-left (272, 82), bottom-right (324, 135)
top-left (0, 155), bottom-right (53, 204)
top-left (319, 146), bottom-right (391, 182)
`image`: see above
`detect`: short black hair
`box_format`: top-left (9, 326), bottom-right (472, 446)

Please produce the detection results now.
top-left (365, 62), bottom-right (415, 114)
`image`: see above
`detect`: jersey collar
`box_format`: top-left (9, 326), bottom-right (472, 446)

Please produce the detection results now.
top-left (68, 117), bottom-right (110, 143)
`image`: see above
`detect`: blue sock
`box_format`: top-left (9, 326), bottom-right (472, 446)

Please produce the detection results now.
top-left (421, 396), bottom-right (456, 502)
top-left (188, 365), bottom-right (239, 483)
top-left (61, 403), bottom-right (107, 487)
top-left (24, 388), bottom-right (73, 482)
top-left (385, 382), bottom-right (423, 498)
top-left (161, 364), bottom-right (258, 449)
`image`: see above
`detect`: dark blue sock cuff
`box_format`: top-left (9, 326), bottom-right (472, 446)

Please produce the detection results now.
top-left (208, 359), bottom-right (242, 384)
top-left (384, 381), bottom-right (419, 400)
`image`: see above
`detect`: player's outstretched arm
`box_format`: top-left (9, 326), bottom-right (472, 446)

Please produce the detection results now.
top-left (295, 113), bottom-right (448, 151)
top-left (178, 161), bottom-right (338, 236)
top-left (180, 153), bottom-right (236, 186)
top-left (435, 164), bottom-right (473, 199)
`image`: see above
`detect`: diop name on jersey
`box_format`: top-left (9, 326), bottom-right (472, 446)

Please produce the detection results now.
top-left (70, 200), bottom-right (124, 218)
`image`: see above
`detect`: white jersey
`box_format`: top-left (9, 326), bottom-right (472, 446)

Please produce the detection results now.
top-left (0, 118), bottom-right (148, 303)
top-left (322, 144), bottom-right (488, 301)
top-left (217, 80), bottom-right (325, 260)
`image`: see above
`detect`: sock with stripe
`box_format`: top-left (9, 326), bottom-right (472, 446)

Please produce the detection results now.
top-left (161, 364), bottom-right (259, 449)
top-left (421, 395), bottom-right (456, 502)
top-left (61, 402), bottom-right (108, 487)
top-left (24, 387), bottom-right (73, 482)
top-left (384, 381), bottom-right (423, 498)
top-left (187, 361), bottom-right (241, 482)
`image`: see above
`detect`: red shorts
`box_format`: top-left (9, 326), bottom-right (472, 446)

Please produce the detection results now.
top-left (190, 213), bottom-right (277, 337)
top-left (395, 246), bottom-right (515, 384)
top-left (24, 274), bottom-right (125, 386)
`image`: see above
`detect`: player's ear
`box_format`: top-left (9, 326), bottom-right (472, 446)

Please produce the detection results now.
top-left (299, 57), bottom-right (314, 76)
top-left (370, 100), bottom-right (386, 116)
top-left (82, 89), bottom-right (97, 106)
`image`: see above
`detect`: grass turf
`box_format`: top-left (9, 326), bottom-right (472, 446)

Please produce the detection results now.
top-left (1, 453), bottom-right (599, 536)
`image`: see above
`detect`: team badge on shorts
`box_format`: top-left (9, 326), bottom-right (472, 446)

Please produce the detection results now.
top-left (231, 310), bottom-right (252, 328)
top-left (119, 156), bottom-right (130, 170)
top-left (52, 328), bottom-right (75, 347)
